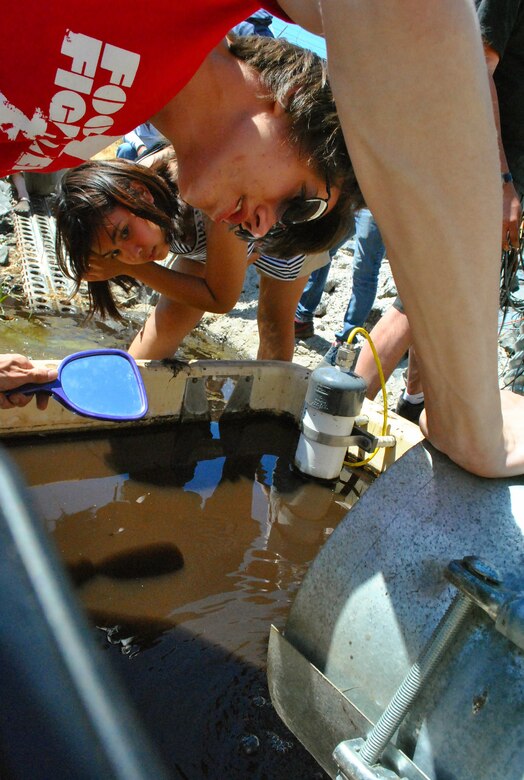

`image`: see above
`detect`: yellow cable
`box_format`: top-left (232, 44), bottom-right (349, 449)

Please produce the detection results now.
top-left (343, 326), bottom-right (388, 468)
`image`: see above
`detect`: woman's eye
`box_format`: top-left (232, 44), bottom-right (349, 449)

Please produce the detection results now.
top-left (121, 226), bottom-right (130, 240)
top-left (111, 249), bottom-right (120, 259)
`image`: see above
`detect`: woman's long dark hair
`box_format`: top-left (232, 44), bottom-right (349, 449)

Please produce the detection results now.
top-left (54, 155), bottom-right (193, 320)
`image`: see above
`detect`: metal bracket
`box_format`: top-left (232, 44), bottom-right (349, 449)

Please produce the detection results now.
top-left (301, 422), bottom-right (378, 452)
top-left (180, 377), bottom-right (210, 421)
top-left (334, 739), bottom-right (409, 780)
top-left (221, 375), bottom-right (254, 417)
top-left (333, 555), bottom-right (523, 779)
top-left (446, 556), bottom-right (524, 651)
top-left (180, 373), bottom-right (256, 423)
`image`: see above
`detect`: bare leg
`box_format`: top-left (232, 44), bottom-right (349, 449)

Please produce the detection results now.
top-left (405, 346), bottom-right (422, 396)
top-left (128, 294), bottom-right (204, 360)
top-left (10, 173), bottom-right (30, 213)
top-left (314, 0), bottom-right (524, 476)
top-left (355, 305), bottom-right (411, 400)
top-left (257, 274), bottom-right (309, 361)
top-left (128, 255), bottom-right (208, 360)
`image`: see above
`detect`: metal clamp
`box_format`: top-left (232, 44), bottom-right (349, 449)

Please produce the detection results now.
top-left (446, 556), bottom-right (524, 651)
top-left (301, 422), bottom-right (378, 452)
top-left (334, 555), bottom-right (520, 780)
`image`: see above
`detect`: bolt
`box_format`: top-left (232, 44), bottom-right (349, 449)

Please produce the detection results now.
top-left (462, 556), bottom-right (502, 585)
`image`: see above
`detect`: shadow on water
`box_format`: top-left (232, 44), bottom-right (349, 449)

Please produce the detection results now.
top-left (5, 415), bottom-right (374, 779)
top-left (95, 621), bottom-right (329, 779)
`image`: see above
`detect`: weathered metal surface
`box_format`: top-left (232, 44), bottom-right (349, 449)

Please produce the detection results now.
top-left (12, 195), bottom-right (85, 316)
top-left (269, 441), bottom-right (524, 780)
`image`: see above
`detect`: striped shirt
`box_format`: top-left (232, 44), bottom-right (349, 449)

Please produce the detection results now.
top-left (170, 208), bottom-right (306, 281)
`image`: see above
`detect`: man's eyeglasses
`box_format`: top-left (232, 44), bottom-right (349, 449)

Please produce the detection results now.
top-left (233, 178), bottom-right (332, 243)
top-left (278, 178), bottom-right (331, 226)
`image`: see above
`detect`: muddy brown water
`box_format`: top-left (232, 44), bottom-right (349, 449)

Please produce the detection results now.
top-left (5, 414), bottom-right (373, 779)
top-left (1, 279), bottom-right (372, 777)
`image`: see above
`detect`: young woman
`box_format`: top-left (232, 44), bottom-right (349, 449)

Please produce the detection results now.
top-left (55, 153), bottom-right (353, 361)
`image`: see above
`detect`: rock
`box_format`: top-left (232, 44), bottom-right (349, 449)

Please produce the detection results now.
top-left (377, 276), bottom-right (397, 300)
top-left (324, 273), bottom-right (344, 293)
top-left (0, 181), bottom-right (12, 217)
top-left (313, 297), bottom-right (328, 317)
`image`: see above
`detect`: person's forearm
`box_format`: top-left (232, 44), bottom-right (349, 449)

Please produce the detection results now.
top-left (275, 0), bottom-right (323, 35)
top-left (126, 262), bottom-right (238, 313)
top-left (319, 0), bottom-right (506, 475)
top-left (124, 130), bottom-right (144, 151)
top-left (355, 306), bottom-right (412, 400)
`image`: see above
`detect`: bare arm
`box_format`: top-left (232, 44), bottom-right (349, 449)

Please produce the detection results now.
top-left (274, 0), bottom-right (323, 35)
top-left (86, 220), bottom-right (248, 314)
top-left (483, 41), bottom-right (522, 249)
top-left (122, 129), bottom-right (146, 155)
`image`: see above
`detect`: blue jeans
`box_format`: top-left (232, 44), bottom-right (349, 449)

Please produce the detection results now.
top-left (295, 232), bottom-right (354, 323)
top-left (335, 208), bottom-right (385, 341)
top-left (232, 20), bottom-right (274, 36)
top-left (116, 142), bottom-right (138, 161)
top-left (294, 260), bottom-right (332, 322)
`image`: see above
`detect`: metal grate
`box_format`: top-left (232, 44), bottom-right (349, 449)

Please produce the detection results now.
top-left (12, 195), bottom-right (86, 316)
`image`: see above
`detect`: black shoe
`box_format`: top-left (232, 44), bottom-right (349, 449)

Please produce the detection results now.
top-left (294, 319), bottom-right (315, 339)
top-left (395, 393), bottom-right (424, 424)
top-left (323, 339), bottom-right (344, 366)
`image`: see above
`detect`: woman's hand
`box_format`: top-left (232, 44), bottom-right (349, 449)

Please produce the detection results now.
top-left (84, 255), bottom-right (128, 282)
top-left (119, 220), bottom-right (249, 313)
top-left (0, 354), bottom-right (57, 411)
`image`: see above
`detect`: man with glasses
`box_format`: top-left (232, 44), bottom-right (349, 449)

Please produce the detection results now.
top-left (0, 29), bottom-right (361, 409)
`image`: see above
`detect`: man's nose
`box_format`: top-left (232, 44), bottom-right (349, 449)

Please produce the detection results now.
top-left (242, 205), bottom-right (278, 239)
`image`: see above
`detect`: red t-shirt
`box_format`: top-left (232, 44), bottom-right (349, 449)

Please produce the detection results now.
top-left (0, 2), bottom-right (287, 176)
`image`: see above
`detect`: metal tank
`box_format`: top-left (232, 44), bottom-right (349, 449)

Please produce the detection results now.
top-left (268, 440), bottom-right (524, 780)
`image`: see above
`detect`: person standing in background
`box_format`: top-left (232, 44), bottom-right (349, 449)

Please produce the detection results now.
top-left (294, 208), bottom-right (385, 360)
top-left (232, 9), bottom-right (274, 38)
top-left (116, 122), bottom-right (166, 161)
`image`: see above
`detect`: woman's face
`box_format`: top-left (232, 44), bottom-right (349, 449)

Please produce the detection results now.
top-left (175, 103), bottom-right (338, 239)
top-left (91, 205), bottom-right (170, 266)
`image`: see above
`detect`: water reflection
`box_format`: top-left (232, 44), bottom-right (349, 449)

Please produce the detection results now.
top-left (8, 416), bottom-right (361, 662)
top-left (0, 309), bottom-right (140, 359)
top-left (5, 416), bottom-right (373, 779)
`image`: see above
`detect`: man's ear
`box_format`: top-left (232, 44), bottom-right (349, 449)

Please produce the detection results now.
top-left (273, 86), bottom-right (298, 116)
top-left (272, 99), bottom-right (287, 117)
top-left (129, 180), bottom-right (154, 203)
